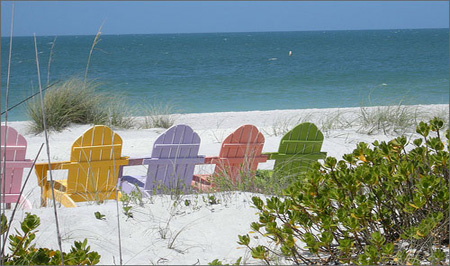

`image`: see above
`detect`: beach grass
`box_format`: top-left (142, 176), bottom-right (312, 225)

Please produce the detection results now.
top-left (196, 159), bottom-right (305, 196)
top-left (319, 109), bottom-right (356, 136)
top-left (139, 101), bottom-right (177, 129)
top-left (356, 102), bottom-right (449, 135)
top-left (357, 102), bottom-right (420, 135)
top-left (265, 113), bottom-right (313, 137)
top-left (26, 78), bottom-right (133, 133)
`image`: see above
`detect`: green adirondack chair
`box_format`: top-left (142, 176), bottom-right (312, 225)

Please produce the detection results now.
top-left (264, 122), bottom-right (327, 177)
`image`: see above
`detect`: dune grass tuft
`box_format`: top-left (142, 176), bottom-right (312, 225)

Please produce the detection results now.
top-left (139, 101), bottom-right (177, 129)
top-left (26, 78), bottom-right (133, 133)
top-left (319, 109), bottom-right (356, 136)
top-left (265, 113), bottom-right (313, 137)
top-left (358, 101), bottom-right (419, 135)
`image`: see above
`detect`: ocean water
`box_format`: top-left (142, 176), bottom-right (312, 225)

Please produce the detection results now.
top-left (1, 29), bottom-right (449, 121)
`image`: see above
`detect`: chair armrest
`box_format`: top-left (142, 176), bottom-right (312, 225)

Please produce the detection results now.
top-left (34, 161), bottom-right (69, 187)
top-left (204, 155), bottom-right (267, 165)
top-left (126, 158), bottom-right (146, 166)
top-left (264, 152), bottom-right (327, 160)
top-left (3, 160), bottom-right (34, 168)
top-left (203, 156), bottom-right (220, 164)
top-left (261, 152), bottom-right (278, 160)
top-left (61, 158), bottom-right (129, 170)
top-left (262, 152), bottom-right (326, 161)
top-left (118, 157), bottom-right (145, 179)
top-left (258, 154), bottom-right (269, 163)
top-left (142, 156), bottom-right (205, 165)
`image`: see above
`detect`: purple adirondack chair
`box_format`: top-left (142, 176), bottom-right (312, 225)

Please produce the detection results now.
top-left (0, 125), bottom-right (33, 209)
top-left (120, 124), bottom-right (205, 195)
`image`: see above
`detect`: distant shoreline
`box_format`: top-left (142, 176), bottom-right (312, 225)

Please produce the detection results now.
top-left (2, 27), bottom-right (448, 38)
top-left (3, 103), bottom-right (448, 124)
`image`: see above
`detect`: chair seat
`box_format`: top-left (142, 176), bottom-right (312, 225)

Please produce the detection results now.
top-left (120, 175), bottom-right (146, 194)
top-left (52, 179), bottom-right (68, 192)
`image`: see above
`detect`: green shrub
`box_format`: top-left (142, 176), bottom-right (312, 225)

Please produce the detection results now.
top-left (1, 212), bottom-right (100, 265)
top-left (238, 118), bottom-right (449, 264)
top-left (208, 258), bottom-right (242, 265)
top-left (27, 78), bottom-right (133, 133)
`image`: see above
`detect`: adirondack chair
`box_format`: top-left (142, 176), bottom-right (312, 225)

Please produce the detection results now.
top-left (263, 122), bottom-right (327, 177)
top-left (120, 124), bottom-right (205, 195)
top-left (0, 125), bottom-right (33, 209)
top-left (191, 124), bottom-right (267, 191)
top-left (35, 125), bottom-right (129, 207)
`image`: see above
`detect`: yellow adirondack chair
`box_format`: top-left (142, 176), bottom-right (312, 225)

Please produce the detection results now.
top-left (35, 125), bottom-right (129, 207)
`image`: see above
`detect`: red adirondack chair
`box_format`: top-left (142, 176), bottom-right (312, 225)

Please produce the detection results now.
top-left (1, 125), bottom-right (33, 209)
top-left (192, 124), bottom-right (267, 191)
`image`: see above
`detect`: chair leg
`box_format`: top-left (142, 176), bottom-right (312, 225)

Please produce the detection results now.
top-left (57, 193), bottom-right (77, 208)
top-left (41, 189), bottom-right (47, 207)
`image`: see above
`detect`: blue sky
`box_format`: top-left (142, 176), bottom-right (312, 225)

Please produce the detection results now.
top-left (1, 1), bottom-right (449, 36)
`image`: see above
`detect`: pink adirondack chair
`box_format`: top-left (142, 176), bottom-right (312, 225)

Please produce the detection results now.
top-left (0, 125), bottom-right (33, 209)
top-left (120, 124), bottom-right (205, 195)
top-left (191, 124), bottom-right (267, 191)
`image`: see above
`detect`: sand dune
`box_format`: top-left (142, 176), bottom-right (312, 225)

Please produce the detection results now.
top-left (2, 104), bottom-right (448, 265)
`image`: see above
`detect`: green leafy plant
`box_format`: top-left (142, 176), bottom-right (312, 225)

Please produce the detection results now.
top-left (120, 185), bottom-right (145, 219)
top-left (203, 195), bottom-right (220, 205)
top-left (1, 213), bottom-right (100, 265)
top-left (208, 257), bottom-right (242, 265)
top-left (120, 194), bottom-right (134, 219)
top-left (122, 206), bottom-right (133, 218)
top-left (238, 118), bottom-right (449, 264)
top-left (184, 199), bottom-right (191, 206)
top-left (94, 211), bottom-right (105, 221)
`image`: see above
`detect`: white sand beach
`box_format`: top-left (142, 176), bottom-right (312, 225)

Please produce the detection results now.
top-left (2, 104), bottom-right (448, 265)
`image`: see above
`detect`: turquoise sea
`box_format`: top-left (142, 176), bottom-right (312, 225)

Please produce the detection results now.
top-left (1, 29), bottom-right (449, 121)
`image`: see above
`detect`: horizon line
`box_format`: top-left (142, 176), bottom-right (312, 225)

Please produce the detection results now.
top-left (1, 27), bottom-right (448, 38)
